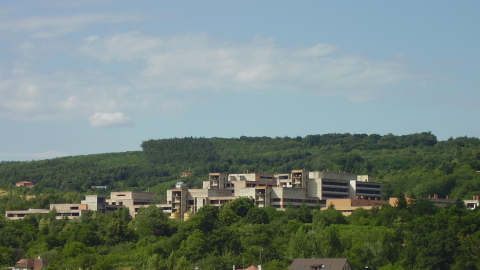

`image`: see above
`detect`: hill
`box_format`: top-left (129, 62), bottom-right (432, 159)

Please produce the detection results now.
top-left (1, 132), bottom-right (480, 200)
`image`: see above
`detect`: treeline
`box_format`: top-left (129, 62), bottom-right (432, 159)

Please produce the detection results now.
top-left (2, 133), bottom-right (480, 202)
top-left (0, 197), bottom-right (479, 270)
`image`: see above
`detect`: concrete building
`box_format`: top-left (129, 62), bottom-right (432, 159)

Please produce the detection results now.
top-left (164, 170), bottom-right (383, 220)
top-left (5, 191), bottom-right (156, 220)
top-left (107, 191), bottom-right (156, 218)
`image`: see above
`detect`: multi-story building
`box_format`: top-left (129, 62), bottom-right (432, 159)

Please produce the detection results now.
top-left (164, 169), bottom-right (383, 220)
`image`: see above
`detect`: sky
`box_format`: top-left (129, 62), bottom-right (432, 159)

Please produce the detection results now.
top-left (1, 1), bottom-right (479, 161)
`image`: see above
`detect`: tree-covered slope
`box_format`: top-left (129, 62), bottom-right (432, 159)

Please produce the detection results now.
top-left (1, 132), bottom-right (480, 200)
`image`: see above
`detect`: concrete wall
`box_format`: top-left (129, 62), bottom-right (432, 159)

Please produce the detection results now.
top-left (309, 171), bottom-right (358, 181)
top-left (357, 175), bottom-right (375, 182)
top-left (307, 179), bottom-right (322, 198)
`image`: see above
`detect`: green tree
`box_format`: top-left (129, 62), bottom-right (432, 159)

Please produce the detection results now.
top-left (218, 208), bottom-right (241, 226)
top-left (180, 229), bottom-right (210, 262)
top-left (222, 197), bottom-right (254, 217)
top-left (245, 207), bottom-right (270, 225)
top-left (298, 203), bottom-right (313, 223)
top-left (131, 205), bottom-right (171, 238)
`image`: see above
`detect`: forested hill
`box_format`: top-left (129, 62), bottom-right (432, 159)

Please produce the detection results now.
top-left (2, 132), bottom-right (480, 200)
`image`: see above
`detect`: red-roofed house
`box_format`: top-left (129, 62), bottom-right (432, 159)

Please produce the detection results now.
top-left (13, 257), bottom-right (49, 270)
top-left (15, 181), bottom-right (35, 188)
top-left (180, 172), bottom-right (192, 178)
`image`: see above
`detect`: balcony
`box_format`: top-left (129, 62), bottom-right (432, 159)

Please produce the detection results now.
top-left (355, 186), bottom-right (381, 191)
top-left (355, 191), bottom-right (381, 196)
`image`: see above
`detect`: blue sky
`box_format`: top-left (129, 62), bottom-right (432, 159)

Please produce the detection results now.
top-left (1, 1), bottom-right (479, 161)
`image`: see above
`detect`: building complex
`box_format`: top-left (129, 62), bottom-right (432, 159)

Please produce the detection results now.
top-left (163, 170), bottom-right (383, 220)
top-left (8, 169), bottom-right (479, 221)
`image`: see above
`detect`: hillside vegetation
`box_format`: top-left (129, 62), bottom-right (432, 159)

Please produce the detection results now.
top-left (1, 132), bottom-right (480, 201)
top-left (1, 133), bottom-right (480, 269)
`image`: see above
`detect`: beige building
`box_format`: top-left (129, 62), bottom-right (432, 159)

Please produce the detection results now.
top-left (164, 170), bottom-right (383, 220)
top-left (5, 191), bottom-right (156, 220)
top-left (325, 198), bottom-right (390, 216)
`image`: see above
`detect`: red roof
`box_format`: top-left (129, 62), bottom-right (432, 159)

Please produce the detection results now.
top-left (15, 181), bottom-right (35, 188)
top-left (14, 258), bottom-right (49, 270)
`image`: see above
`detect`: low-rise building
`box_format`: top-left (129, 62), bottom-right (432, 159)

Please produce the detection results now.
top-left (15, 181), bottom-right (35, 188)
top-left (5, 191), bottom-right (156, 220)
top-left (325, 198), bottom-right (390, 216)
top-left (180, 172), bottom-right (192, 178)
top-left (12, 257), bottom-right (49, 270)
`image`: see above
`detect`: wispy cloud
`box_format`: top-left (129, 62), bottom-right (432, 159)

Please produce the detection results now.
top-left (82, 32), bottom-right (414, 97)
top-left (88, 112), bottom-right (133, 128)
top-left (0, 30), bottom-right (421, 122)
top-left (0, 12), bottom-right (143, 38)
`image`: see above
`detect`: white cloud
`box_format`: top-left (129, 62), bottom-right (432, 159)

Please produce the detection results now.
top-left (88, 112), bottom-right (133, 128)
top-left (82, 32), bottom-right (413, 98)
top-left (63, 96), bottom-right (79, 110)
top-left (0, 31), bottom-right (421, 122)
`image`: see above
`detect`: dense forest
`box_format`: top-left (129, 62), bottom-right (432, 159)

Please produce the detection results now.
top-left (2, 132), bottom-right (480, 269)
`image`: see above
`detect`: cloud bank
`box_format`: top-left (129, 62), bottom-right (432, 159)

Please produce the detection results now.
top-left (0, 13), bottom-right (419, 123)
